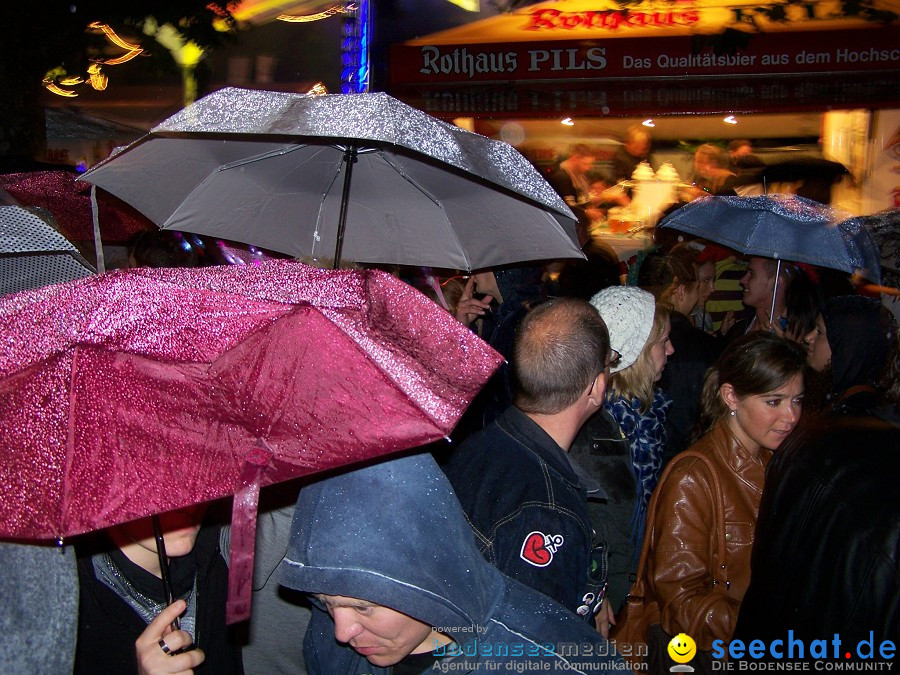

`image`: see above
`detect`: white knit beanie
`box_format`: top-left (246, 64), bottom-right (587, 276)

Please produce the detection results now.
top-left (589, 286), bottom-right (656, 373)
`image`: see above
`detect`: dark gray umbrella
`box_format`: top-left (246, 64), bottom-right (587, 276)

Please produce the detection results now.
top-left (660, 194), bottom-right (882, 321)
top-left (79, 88), bottom-right (582, 271)
top-left (0, 205), bottom-right (95, 296)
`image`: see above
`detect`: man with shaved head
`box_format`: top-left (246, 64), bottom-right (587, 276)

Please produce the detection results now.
top-left (443, 298), bottom-right (617, 635)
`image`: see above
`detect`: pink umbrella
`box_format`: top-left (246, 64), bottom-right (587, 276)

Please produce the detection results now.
top-left (0, 170), bottom-right (153, 243)
top-left (0, 259), bottom-right (501, 621)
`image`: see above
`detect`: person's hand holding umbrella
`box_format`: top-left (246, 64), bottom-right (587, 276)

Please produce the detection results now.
top-left (454, 276), bottom-right (494, 326)
top-left (136, 600), bottom-right (205, 675)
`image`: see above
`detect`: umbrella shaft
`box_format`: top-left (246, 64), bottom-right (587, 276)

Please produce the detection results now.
top-left (152, 514), bottom-right (181, 631)
top-left (333, 144), bottom-right (358, 269)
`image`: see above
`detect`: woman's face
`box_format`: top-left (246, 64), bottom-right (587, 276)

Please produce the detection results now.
top-left (650, 317), bottom-right (674, 381)
top-left (804, 314), bottom-right (832, 372)
top-left (696, 261), bottom-right (716, 306)
top-left (725, 373), bottom-right (804, 453)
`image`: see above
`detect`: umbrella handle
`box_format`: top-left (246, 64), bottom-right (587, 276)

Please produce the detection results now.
top-left (333, 144), bottom-right (358, 269)
top-left (152, 514), bottom-right (181, 631)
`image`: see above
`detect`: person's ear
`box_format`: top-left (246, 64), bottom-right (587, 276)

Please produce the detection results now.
top-left (588, 372), bottom-right (607, 407)
top-left (719, 382), bottom-right (739, 413)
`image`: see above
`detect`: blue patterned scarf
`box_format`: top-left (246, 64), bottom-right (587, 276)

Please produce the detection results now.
top-left (605, 389), bottom-right (671, 560)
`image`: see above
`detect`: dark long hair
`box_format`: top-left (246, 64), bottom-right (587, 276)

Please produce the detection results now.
top-left (696, 333), bottom-right (806, 437)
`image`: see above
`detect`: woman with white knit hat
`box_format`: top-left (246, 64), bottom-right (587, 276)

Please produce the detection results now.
top-left (568, 285), bottom-right (674, 613)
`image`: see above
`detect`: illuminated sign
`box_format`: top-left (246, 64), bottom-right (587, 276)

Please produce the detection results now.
top-left (523, 7), bottom-right (701, 31)
top-left (391, 28), bottom-right (900, 84)
top-left (405, 0), bottom-right (899, 44)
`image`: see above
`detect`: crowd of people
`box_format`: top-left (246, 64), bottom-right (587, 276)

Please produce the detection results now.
top-left (2, 133), bottom-right (899, 675)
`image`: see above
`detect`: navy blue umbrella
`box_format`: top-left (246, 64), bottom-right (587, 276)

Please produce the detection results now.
top-left (660, 194), bottom-right (881, 283)
top-left (659, 194), bottom-right (881, 324)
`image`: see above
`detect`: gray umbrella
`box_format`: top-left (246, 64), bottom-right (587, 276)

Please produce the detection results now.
top-left (79, 88), bottom-right (582, 271)
top-left (0, 206), bottom-right (95, 296)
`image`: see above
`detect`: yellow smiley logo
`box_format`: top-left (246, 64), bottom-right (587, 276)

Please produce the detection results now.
top-left (667, 633), bottom-right (697, 664)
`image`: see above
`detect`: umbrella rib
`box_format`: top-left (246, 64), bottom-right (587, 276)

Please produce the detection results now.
top-left (214, 144), bottom-right (379, 173)
top-left (214, 144), bottom-right (306, 172)
top-left (324, 315), bottom-right (452, 430)
top-left (310, 158), bottom-right (345, 261)
top-left (377, 153), bottom-right (472, 271)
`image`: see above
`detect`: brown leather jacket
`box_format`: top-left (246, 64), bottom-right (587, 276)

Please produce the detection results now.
top-left (644, 420), bottom-right (771, 651)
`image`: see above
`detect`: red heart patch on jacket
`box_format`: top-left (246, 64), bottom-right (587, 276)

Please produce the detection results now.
top-left (519, 531), bottom-right (563, 567)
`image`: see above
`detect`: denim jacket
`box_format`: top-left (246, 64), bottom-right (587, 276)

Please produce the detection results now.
top-left (444, 406), bottom-right (607, 618)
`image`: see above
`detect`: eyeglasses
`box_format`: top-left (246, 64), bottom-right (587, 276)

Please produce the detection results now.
top-left (604, 350), bottom-right (622, 371)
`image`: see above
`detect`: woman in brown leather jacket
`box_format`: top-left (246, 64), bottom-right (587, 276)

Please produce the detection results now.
top-left (643, 333), bottom-right (806, 667)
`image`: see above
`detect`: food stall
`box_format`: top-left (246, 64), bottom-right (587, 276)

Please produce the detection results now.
top-left (388, 0), bottom-right (900, 215)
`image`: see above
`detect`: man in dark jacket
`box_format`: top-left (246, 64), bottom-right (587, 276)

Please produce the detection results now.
top-left (277, 453), bottom-right (627, 673)
top-left (612, 126), bottom-right (653, 183)
top-left (443, 298), bottom-right (613, 632)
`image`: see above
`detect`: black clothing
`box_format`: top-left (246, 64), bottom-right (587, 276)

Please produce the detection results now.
top-left (75, 526), bottom-right (243, 674)
top-left (568, 408), bottom-right (636, 611)
top-left (547, 165), bottom-right (589, 206)
top-left (612, 147), bottom-right (647, 183)
top-left (734, 393), bottom-right (900, 652)
top-left (822, 295), bottom-right (896, 398)
top-left (658, 312), bottom-right (725, 464)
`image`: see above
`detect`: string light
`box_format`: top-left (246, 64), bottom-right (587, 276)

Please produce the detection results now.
top-left (100, 49), bottom-right (143, 65)
top-left (87, 63), bottom-right (108, 90)
top-left (87, 22), bottom-right (142, 51)
top-left (44, 81), bottom-right (78, 97)
top-left (43, 21), bottom-right (143, 96)
top-left (277, 4), bottom-right (356, 22)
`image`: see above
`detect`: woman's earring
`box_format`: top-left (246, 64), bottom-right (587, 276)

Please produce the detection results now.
top-left (730, 410), bottom-right (736, 417)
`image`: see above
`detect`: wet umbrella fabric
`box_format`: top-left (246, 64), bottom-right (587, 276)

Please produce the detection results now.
top-left (659, 194), bottom-right (881, 284)
top-left (79, 87), bottom-right (583, 271)
top-left (0, 259), bottom-right (502, 621)
top-left (0, 205), bottom-right (95, 295)
top-left (0, 170), bottom-right (153, 243)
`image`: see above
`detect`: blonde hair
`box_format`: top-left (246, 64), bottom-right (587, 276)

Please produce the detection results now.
top-left (608, 302), bottom-right (671, 412)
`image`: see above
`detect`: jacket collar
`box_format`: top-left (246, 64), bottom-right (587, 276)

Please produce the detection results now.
top-left (497, 406), bottom-right (605, 496)
top-left (708, 421), bottom-right (771, 484)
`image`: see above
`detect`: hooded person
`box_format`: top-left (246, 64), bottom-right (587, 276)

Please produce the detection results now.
top-left (277, 453), bottom-right (627, 674)
top-left (803, 294), bottom-right (898, 412)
